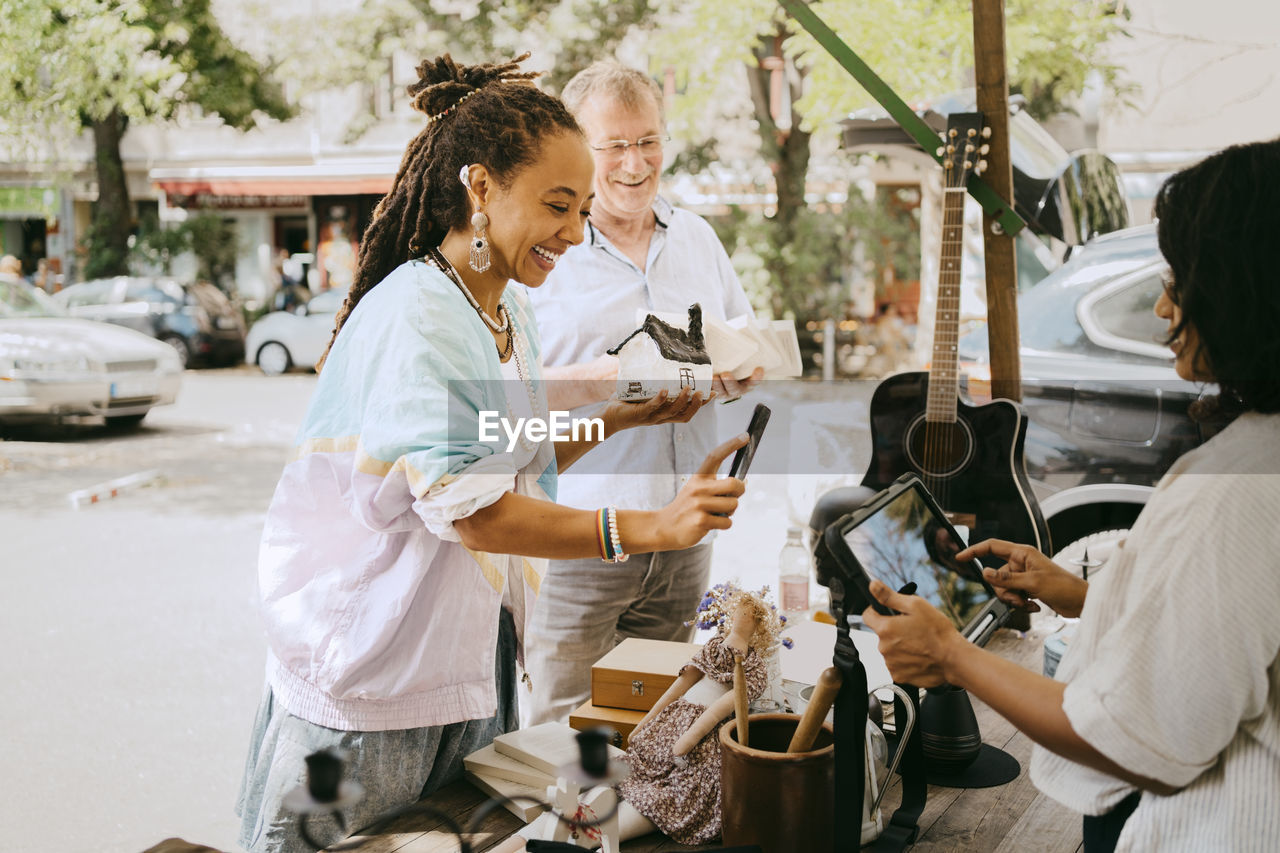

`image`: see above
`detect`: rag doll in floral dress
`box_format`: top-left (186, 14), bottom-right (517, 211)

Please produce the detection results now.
top-left (614, 587), bottom-right (780, 844)
top-left (492, 586), bottom-right (781, 851)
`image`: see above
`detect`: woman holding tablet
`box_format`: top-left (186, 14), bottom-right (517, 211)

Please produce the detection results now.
top-left (863, 137), bottom-right (1280, 852)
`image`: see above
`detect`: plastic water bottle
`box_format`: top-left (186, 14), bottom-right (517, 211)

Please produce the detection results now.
top-left (778, 526), bottom-right (811, 617)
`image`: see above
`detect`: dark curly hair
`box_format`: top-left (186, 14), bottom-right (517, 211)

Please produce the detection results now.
top-left (318, 53), bottom-right (582, 368)
top-left (1155, 137), bottom-right (1280, 419)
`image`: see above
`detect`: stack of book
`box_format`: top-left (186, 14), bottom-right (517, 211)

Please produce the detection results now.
top-left (463, 721), bottom-right (626, 821)
top-left (567, 638), bottom-right (702, 748)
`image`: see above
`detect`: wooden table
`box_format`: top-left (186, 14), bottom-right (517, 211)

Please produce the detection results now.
top-left (330, 623), bottom-right (1083, 853)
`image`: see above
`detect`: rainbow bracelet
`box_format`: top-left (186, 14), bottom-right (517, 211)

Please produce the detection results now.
top-left (596, 508), bottom-right (613, 561)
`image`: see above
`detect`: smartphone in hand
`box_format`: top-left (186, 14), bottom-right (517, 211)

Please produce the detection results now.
top-left (728, 403), bottom-right (771, 482)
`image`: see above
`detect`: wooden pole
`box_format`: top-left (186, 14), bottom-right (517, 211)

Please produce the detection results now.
top-left (973, 0), bottom-right (1031, 630)
top-left (972, 0), bottom-right (1022, 404)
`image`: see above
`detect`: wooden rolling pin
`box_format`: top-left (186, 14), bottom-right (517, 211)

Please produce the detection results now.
top-left (788, 666), bottom-right (843, 753)
top-left (733, 652), bottom-right (750, 748)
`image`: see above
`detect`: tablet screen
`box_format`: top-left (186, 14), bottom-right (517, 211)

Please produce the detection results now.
top-left (841, 483), bottom-right (994, 633)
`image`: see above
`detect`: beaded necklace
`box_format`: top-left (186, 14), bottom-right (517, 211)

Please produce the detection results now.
top-left (427, 247), bottom-right (509, 333)
top-left (424, 250), bottom-right (541, 456)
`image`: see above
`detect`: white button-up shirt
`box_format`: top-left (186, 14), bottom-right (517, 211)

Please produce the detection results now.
top-left (528, 197), bottom-right (753, 512)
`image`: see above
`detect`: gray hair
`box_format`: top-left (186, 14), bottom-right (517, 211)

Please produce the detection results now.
top-left (560, 61), bottom-right (664, 121)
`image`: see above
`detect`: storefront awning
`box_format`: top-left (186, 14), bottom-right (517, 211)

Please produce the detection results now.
top-left (150, 162), bottom-right (395, 201)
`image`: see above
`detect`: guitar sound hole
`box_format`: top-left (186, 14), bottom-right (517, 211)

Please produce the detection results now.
top-left (905, 415), bottom-right (974, 479)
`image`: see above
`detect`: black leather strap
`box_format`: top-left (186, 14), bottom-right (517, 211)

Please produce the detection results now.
top-left (832, 603), bottom-right (869, 853)
top-left (868, 682), bottom-right (925, 852)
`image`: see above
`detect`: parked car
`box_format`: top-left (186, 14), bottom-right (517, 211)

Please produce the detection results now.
top-left (54, 276), bottom-right (245, 368)
top-left (1, 277), bottom-right (183, 426)
top-left (245, 288), bottom-right (345, 375)
top-left (956, 224), bottom-right (1212, 557)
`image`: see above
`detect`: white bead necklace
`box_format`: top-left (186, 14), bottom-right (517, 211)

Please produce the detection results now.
top-left (427, 247), bottom-right (509, 333)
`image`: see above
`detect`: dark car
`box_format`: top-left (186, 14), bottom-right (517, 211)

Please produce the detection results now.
top-left (55, 276), bottom-right (245, 368)
top-left (957, 225), bottom-right (1214, 555)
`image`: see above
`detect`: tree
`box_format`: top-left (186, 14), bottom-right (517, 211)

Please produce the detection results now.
top-left (254, 0), bottom-right (1128, 322)
top-left (646, 0), bottom-right (1131, 321)
top-left (252, 0), bottom-right (655, 120)
top-left (0, 0), bottom-right (293, 278)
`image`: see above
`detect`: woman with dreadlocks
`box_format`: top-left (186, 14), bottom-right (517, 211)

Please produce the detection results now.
top-left (236, 54), bottom-right (748, 852)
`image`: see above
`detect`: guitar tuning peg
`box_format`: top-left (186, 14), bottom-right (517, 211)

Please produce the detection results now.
top-left (946, 143), bottom-right (955, 154)
top-left (966, 128), bottom-right (977, 137)
top-left (936, 146), bottom-right (945, 157)
top-left (976, 160), bottom-right (988, 174)
top-left (965, 142), bottom-right (975, 153)
top-left (979, 144), bottom-right (990, 155)
top-left (948, 128), bottom-right (958, 138)
top-left (963, 159), bottom-right (973, 170)
top-left (981, 126), bottom-right (992, 138)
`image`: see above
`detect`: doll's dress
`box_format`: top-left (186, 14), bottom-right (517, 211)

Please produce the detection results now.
top-left (616, 633), bottom-right (767, 844)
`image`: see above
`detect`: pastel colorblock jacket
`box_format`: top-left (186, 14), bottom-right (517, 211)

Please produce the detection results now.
top-left (257, 260), bottom-right (555, 731)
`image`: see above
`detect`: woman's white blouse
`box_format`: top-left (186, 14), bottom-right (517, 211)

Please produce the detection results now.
top-left (1032, 412), bottom-right (1280, 850)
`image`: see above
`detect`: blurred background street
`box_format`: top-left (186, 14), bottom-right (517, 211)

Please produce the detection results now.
top-left (1, 370), bottom-right (311, 853)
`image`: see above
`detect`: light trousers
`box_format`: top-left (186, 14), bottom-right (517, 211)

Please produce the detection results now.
top-left (524, 543), bottom-right (712, 726)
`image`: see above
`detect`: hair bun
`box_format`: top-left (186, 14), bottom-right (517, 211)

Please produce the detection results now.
top-left (408, 52), bottom-right (540, 118)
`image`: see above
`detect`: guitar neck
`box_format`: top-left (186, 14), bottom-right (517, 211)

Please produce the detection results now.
top-left (928, 186), bottom-right (966, 423)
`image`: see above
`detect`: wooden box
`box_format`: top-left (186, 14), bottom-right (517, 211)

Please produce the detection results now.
top-left (590, 638), bottom-right (701, 711)
top-left (569, 698), bottom-right (645, 748)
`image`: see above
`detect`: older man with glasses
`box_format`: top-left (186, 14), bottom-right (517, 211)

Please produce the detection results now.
top-left (524, 60), bottom-right (764, 726)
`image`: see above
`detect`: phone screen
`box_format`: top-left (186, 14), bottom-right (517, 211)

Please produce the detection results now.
top-left (728, 403), bottom-right (770, 481)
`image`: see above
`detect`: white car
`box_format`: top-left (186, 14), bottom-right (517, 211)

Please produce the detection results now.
top-left (245, 288), bottom-right (345, 375)
top-left (1, 277), bottom-right (183, 426)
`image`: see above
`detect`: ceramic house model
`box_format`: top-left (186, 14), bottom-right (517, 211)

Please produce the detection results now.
top-left (608, 304), bottom-right (714, 402)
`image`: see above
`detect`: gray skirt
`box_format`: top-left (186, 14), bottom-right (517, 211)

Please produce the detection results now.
top-left (235, 609), bottom-right (518, 853)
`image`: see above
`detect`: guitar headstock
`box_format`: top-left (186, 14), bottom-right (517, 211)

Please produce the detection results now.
top-left (934, 112), bottom-right (991, 188)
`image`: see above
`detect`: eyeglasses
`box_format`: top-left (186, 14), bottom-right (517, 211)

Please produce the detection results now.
top-left (589, 135), bottom-right (668, 157)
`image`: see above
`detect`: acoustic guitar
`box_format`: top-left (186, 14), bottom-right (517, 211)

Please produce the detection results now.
top-left (861, 112), bottom-right (1050, 555)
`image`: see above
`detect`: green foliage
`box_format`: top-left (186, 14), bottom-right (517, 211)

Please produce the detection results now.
top-left (1, 0), bottom-right (293, 281)
top-left (714, 183), bottom-right (921, 322)
top-left (256, 0), bottom-right (652, 127)
top-left (140, 0), bottom-right (293, 129)
top-left (132, 214), bottom-right (193, 276)
top-left (254, 0), bottom-right (1129, 328)
top-left (79, 220), bottom-right (131, 281)
top-left (643, 0), bottom-right (1128, 325)
top-left (0, 0), bottom-right (291, 149)
top-left (185, 213), bottom-right (240, 293)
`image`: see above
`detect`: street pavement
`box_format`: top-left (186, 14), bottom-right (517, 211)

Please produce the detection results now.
top-left (0, 367), bottom-right (870, 853)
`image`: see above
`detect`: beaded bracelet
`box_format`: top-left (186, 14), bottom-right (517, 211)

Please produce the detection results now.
top-left (607, 505), bottom-right (629, 563)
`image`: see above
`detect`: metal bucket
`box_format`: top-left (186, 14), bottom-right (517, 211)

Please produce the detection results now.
top-left (719, 713), bottom-right (835, 853)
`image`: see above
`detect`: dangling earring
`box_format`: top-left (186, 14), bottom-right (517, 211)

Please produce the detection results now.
top-left (469, 211), bottom-right (491, 273)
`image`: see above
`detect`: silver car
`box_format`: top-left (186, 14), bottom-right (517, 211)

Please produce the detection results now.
top-left (245, 288), bottom-right (344, 375)
top-left (0, 277), bottom-right (183, 426)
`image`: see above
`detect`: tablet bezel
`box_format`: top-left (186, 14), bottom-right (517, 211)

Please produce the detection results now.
top-left (823, 475), bottom-right (1010, 647)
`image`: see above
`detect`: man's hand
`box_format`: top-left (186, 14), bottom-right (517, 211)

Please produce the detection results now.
top-left (861, 580), bottom-right (965, 688)
top-left (712, 366), bottom-right (765, 402)
top-left (957, 539), bottom-right (1089, 618)
top-left (544, 354), bottom-right (618, 411)
top-left (603, 386), bottom-right (714, 433)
